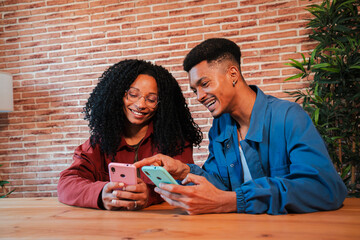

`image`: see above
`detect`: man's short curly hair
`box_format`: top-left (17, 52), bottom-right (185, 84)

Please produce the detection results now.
top-left (183, 38), bottom-right (241, 72)
top-left (84, 59), bottom-right (202, 157)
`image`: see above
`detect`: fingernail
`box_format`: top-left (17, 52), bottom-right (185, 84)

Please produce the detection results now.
top-left (113, 190), bottom-right (118, 195)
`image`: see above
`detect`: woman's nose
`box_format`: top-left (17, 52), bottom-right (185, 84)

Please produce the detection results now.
top-left (134, 96), bottom-right (147, 108)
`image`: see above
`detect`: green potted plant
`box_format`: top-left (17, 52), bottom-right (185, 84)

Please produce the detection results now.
top-left (285, 0), bottom-right (360, 196)
top-left (0, 164), bottom-right (14, 198)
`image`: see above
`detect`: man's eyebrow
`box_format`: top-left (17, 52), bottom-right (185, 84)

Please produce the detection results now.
top-left (194, 76), bottom-right (207, 86)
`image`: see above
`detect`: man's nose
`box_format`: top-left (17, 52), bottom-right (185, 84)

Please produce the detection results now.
top-left (197, 88), bottom-right (206, 102)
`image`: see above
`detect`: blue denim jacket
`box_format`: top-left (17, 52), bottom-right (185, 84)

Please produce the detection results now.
top-left (189, 86), bottom-right (347, 214)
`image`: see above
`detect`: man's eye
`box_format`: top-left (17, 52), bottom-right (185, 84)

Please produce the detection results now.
top-left (202, 81), bottom-right (209, 87)
top-left (192, 89), bottom-right (197, 94)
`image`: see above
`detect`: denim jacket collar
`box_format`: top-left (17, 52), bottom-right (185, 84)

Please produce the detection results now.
top-left (214, 114), bottom-right (235, 143)
top-left (246, 85), bottom-right (268, 143)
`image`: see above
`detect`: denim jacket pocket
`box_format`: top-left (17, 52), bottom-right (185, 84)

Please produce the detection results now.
top-left (218, 164), bottom-right (230, 178)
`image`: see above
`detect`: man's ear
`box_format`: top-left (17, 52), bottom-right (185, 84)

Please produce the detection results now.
top-left (227, 65), bottom-right (240, 84)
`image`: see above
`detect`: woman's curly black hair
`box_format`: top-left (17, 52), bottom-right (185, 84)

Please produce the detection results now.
top-left (84, 59), bottom-right (203, 157)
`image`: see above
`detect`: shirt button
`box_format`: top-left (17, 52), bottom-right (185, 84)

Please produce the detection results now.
top-left (226, 144), bottom-right (230, 149)
top-left (230, 164), bottom-right (234, 168)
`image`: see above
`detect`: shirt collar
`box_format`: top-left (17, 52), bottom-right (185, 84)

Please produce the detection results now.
top-left (246, 85), bottom-right (268, 142)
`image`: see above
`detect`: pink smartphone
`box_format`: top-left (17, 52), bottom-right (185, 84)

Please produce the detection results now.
top-left (108, 163), bottom-right (137, 186)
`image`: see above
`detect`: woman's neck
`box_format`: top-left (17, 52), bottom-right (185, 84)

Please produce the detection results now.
top-left (123, 123), bottom-right (149, 146)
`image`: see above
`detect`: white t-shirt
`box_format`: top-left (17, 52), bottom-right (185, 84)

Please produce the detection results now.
top-left (239, 146), bottom-right (252, 183)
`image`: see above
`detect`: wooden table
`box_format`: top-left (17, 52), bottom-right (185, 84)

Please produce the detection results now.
top-left (1, 197), bottom-right (359, 239)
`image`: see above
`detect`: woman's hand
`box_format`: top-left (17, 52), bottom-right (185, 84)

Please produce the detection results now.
top-left (101, 178), bottom-right (149, 211)
top-left (134, 153), bottom-right (190, 180)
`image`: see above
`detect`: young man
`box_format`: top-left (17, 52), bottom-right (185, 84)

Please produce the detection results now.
top-left (135, 38), bottom-right (347, 215)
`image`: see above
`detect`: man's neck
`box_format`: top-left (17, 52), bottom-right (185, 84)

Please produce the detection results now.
top-left (230, 83), bottom-right (256, 131)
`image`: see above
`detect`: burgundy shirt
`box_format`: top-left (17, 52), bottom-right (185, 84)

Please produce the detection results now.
top-left (57, 123), bottom-right (194, 209)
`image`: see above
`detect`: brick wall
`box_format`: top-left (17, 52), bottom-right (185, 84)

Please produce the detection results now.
top-left (0, 0), bottom-right (321, 198)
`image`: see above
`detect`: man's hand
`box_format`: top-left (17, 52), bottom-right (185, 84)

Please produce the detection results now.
top-left (134, 153), bottom-right (190, 180)
top-left (101, 178), bottom-right (149, 211)
top-left (154, 173), bottom-right (237, 215)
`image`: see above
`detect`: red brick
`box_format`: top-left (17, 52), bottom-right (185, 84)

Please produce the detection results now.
top-left (259, 1), bottom-right (298, 12)
top-left (279, 21), bottom-right (308, 31)
top-left (240, 0), bottom-right (275, 6)
top-left (260, 15), bottom-right (297, 25)
top-left (203, 2), bottom-right (238, 12)
top-left (260, 46), bottom-right (297, 55)
top-left (278, 6), bottom-right (306, 16)
top-left (169, 7), bottom-right (202, 16)
top-left (260, 30), bottom-right (297, 40)
top-left (261, 62), bottom-right (289, 70)
top-left (205, 16), bottom-right (239, 25)
top-left (46, 0), bottom-right (74, 6)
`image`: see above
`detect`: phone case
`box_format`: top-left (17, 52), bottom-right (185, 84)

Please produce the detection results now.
top-left (108, 163), bottom-right (137, 186)
top-left (141, 166), bottom-right (179, 187)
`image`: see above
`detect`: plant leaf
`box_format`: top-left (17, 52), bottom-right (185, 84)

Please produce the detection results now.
top-left (284, 73), bottom-right (305, 81)
top-left (0, 180), bottom-right (10, 186)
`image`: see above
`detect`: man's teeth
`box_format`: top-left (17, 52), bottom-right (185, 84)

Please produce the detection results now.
top-left (131, 109), bottom-right (145, 115)
top-left (206, 100), bottom-right (216, 108)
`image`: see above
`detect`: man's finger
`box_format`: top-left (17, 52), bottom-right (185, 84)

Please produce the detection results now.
top-left (133, 156), bottom-right (161, 168)
top-left (160, 194), bottom-right (188, 210)
top-left (181, 173), bottom-right (206, 185)
top-left (155, 184), bottom-right (194, 199)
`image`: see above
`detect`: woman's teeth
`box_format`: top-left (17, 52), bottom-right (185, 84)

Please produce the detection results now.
top-left (131, 109), bottom-right (145, 116)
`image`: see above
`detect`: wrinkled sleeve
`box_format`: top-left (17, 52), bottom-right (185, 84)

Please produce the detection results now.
top-left (188, 130), bottom-right (230, 191)
top-left (57, 140), bottom-right (107, 209)
top-left (237, 104), bottom-right (347, 214)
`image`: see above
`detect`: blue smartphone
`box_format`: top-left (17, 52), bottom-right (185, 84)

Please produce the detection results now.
top-left (141, 166), bottom-right (179, 187)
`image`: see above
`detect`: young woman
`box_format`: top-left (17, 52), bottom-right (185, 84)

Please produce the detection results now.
top-left (57, 59), bottom-right (202, 210)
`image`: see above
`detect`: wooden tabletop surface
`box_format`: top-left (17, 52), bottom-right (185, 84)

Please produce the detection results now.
top-left (1, 197), bottom-right (360, 239)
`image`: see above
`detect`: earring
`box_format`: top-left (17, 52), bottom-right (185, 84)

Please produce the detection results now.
top-left (232, 81), bottom-right (236, 87)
